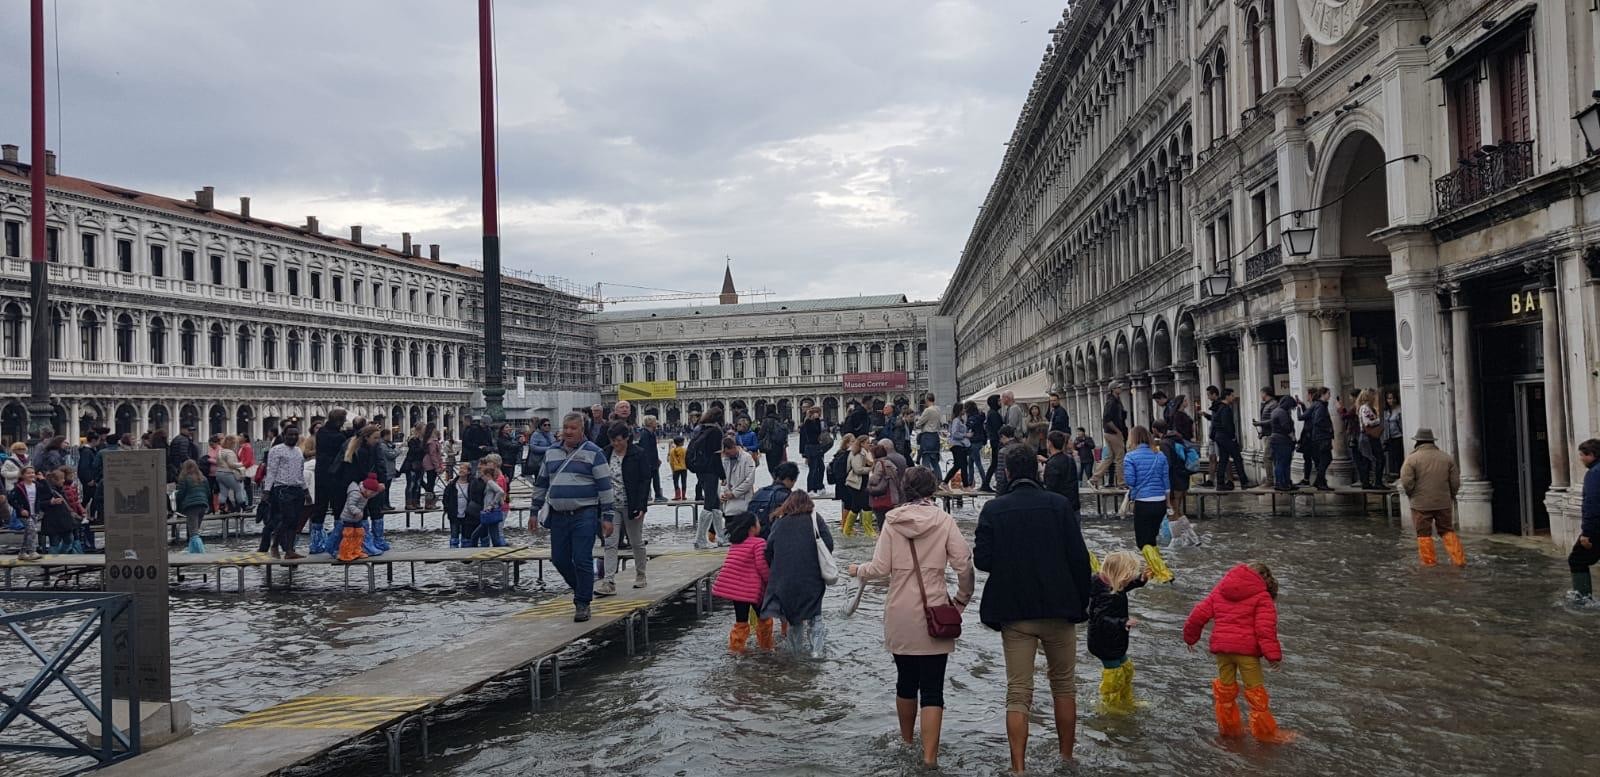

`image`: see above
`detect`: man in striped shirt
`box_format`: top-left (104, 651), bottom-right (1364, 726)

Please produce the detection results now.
top-left (530, 412), bottom-right (619, 622)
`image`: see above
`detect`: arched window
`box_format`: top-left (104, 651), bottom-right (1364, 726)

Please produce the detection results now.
top-left (372, 337), bottom-right (384, 375)
top-left (1212, 50), bottom-right (1228, 141)
top-left (754, 349), bottom-right (768, 378)
top-left (457, 348), bottom-right (467, 378)
top-left (408, 342), bottom-right (420, 376)
top-left (426, 344), bottom-right (437, 377)
top-left (822, 346), bottom-right (836, 375)
top-left (391, 342), bottom-right (402, 375)
top-left (115, 313), bottom-right (136, 363)
top-left (776, 348), bottom-right (790, 377)
top-left (408, 288), bottom-right (419, 313)
top-left (209, 322), bottom-right (225, 367)
top-left (287, 330), bottom-right (302, 371)
top-left (1, 302), bottom-right (22, 358)
top-left (892, 342), bottom-right (907, 371)
top-left (622, 355), bottom-right (635, 383)
top-left (179, 320), bottom-right (197, 366)
top-left (237, 324), bottom-right (252, 368)
top-left (665, 353), bottom-right (678, 380)
top-left (687, 353), bottom-right (700, 380)
top-left (262, 327), bottom-right (278, 370)
top-left (310, 332), bottom-right (324, 372)
top-left (731, 350), bottom-right (744, 379)
top-left (846, 345), bottom-right (861, 373)
top-left (353, 336), bottom-right (366, 372)
top-left (149, 316), bottom-right (167, 364)
top-left (441, 293), bottom-right (452, 318)
top-left (79, 311), bottom-right (101, 361)
top-left (600, 357), bottom-right (613, 384)
top-left (799, 348), bottom-right (813, 376)
top-left (868, 343), bottom-right (884, 371)
top-left (709, 351), bottom-right (723, 380)
top-left (1246, 9), bottom-right (1263, 101)
top-left (916, 342), bottom-right (927, 371)
top-left (643, 355), bottom-right (656, 381)
top-left (332, 334), bottom-right (344, 372)
top-left (442, 346), bottom-right (453, 378)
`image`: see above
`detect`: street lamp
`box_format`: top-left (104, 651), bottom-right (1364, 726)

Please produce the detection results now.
top-left (1283, 210), bottom-right (1317, 257)
top-left (1575, 90), bottom-right (1600, 155)
top-left (1201, 267), bottom-right (1233, 297)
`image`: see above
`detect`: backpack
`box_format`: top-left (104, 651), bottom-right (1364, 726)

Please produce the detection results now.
top-left (1173, 440), bottom-right (1200, 473)
top-left (815, 430), bottom-right (833, 452)
top-left (686, 426), bottom-right (713, 473)
top-left (827, 450), bottom-right (849, 486)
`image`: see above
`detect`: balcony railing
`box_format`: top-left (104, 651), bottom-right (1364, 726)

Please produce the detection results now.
top-left (1433, 140), bottom-right (1535, 214)
top-left (1243, 245), bottom-right (1282, 282)
top-left (0, 357), bottom-right (472, 391)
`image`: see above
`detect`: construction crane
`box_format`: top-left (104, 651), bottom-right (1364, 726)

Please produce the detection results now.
top-left (512, 272), bottom-right (772, 311)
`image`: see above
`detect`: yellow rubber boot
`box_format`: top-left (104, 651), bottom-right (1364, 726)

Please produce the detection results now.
top-left (1441, 532), bottom-right (1466, 567)
top-left (841, 511), bottom-right (856, 537)
top-left (862, 511), bottom-right (878, 538)
top-left (1088, 550), bottom-right (1101, 574)
top-left (1098, 660), bottom-right (1135, 713)
top-left (1416, 536), bottom-right (1437, 566)
top-left (1212, 679), bottom-right (1244, 737)
top-left (1140, 544), bottom-right (1174, 583)
top-left (1243, 686), bottom-right (1297, 743)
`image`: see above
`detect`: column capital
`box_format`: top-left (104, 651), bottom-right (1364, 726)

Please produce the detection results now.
top-left (1310, 307), bottom-right (1346, 327)
top-left (1584, 244), bottom-right (1600, 282)
top-left (1522, 257), bottom-right (1555, 287)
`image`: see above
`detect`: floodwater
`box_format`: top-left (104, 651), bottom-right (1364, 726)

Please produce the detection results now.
top-left (4, 449), bottom-right (1598, 777)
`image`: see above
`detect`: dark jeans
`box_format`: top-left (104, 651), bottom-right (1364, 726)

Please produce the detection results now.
top-left (696, 472), bottom-right (721, 511)
top-left (270, 485), bottom-right (306, 554)
top-left (917, 432), bottom-right (941, 477)
top-left (422, 469), bottom-right (438, 495)
top-left (1133, 500), bottom-right (1165, 548)
top-left (650, 464), bottom-right (665, 499)
top-left (405, 468), bottom-right (424, 505)
top-left (1569, 538), bottom-right (1600, 573)
top-left (1349, 441), bottom-right (1370, 486)
top-left (308, 473), bottom-right (344, 531)
top-left (1271, 440), bottom-right (1295, 488)
top-left (673, 470), bottom-right (688, 493)
top-left (983, 443), bottom-right (1001, 490)
top-left (1215, 437), bottom-right (1248, 486)
top-left (945, 446), bottom-right (969, 484)
top-left (547, 507), bottom-right (598, 606)
top-left (1307, 439), bottom-right (1332, 487)
top-left (893, 653), bottom-right (948, 708)
top-left (805, 452), bottom-right (825, 492)
top-left (1384, 439), bottom-right (1404, 480)
top-left (764, 448), bottom-right (786, 478)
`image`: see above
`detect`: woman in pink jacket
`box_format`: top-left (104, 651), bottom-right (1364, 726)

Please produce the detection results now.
top-left (847, 466), bottom-right (974, 769)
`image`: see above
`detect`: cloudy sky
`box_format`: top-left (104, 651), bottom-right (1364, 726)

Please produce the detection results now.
top-left (0, 0), bottom-right (1049, 308)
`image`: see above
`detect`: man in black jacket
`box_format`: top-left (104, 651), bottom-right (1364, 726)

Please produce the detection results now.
top-left (1042, 431), bottom-right (1080, 514)
top-left (1100, 383), bottom-right (1129, 487)
top-left (167, 426), bottom-right (199, 483)
top-left (1303, 387), bottom-right (1335, 490)
top-left (981, 395), bottom-right (1004, 492)
top-left (462, 416), bottom-right (494, 463)
top-left (1047, 393), bottom-right (1071, 435)
top-left (974, 444), bottom-right (1092, 773)
top-left (638, 416), bottom-right (665, 501)
top-left (845, 398), bottom-right (873, 438)
top-left (1211, 389), bottom-right (1250, 490)
top-left (307, 409), bottom-right (352, 553)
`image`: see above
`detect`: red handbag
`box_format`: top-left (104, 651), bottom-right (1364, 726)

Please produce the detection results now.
top-left (906, 535), bottom-right (962, 640)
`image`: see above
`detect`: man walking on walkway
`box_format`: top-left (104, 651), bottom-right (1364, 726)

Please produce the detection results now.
top-left (1099, 383), bottom-right (1129, 488)
top-left (1398, 428), bottom-right (1464, 567)
top-left (1567, 439), bottom-right (1600, 600)
top-left (916, 393), bottom-right (944, 477)
top-left (530, 412), bottom-right (619, 622)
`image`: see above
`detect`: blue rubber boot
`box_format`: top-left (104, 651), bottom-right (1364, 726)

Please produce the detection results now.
top-left (307, 524), bottom-right (325, 555)
top-left (324, 524), bottom-right (343, 557)
top-left (361, 519), bottom-right (383, 557)
top-left (371, 517), bottom-right (391, 552)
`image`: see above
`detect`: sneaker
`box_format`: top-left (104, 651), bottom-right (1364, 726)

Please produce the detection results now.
top-left (633, 573), bottom-right (647, 589)
top-left (1215, 483), bottom-right (1235, 492)
top-left (282, 552), bottom-right (305, 560)
top-left (693, 541), bottom-right (709, 550)
top-left (716, 540), bottom-right (730, 548)
top-left (1315, 485), bottom-right (1334, 492)
top-left (1197, 480), bottom-right (1215, 488)
top-left (595, 580), bottom-right (617, 597)
top-left (574, 605), bottom-right (591, 623)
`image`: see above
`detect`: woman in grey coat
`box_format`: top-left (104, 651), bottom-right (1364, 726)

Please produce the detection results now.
top-left (761, 490), bottom-right (835, 656)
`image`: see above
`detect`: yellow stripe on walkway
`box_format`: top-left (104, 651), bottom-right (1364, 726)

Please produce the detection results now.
top-left (222, 695), bottom-right (435, 730)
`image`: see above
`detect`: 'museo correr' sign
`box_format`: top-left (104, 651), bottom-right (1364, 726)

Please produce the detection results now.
top-left (843, 371), bottom-right (909, 391)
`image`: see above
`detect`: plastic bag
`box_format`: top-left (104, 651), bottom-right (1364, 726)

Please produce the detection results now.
top-left (187, 535), bottom-right (207, 554)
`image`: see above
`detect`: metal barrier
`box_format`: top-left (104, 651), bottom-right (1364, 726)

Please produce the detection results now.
top-left (0, 591), bottom-right (140, 768)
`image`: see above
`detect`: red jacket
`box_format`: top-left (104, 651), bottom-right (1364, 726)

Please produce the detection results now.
top-left (1182, 564), bottom-right (1282, 661)
top-left (711, 537), bottom-right (769, 605)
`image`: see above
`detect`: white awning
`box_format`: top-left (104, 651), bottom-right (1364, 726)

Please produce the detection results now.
top-left (962, 381), bottom-right (999, 404)
top-left (995, 370), bottom-right (1054, 405)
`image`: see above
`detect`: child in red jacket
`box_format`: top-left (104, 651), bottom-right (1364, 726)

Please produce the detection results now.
top-left (710, 513), bottom-right (772, 653)
top-left (1182, 562), bottom-right (1294, 743)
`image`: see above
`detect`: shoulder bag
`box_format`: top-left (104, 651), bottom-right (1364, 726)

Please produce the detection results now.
top-left (906, 533), bottom-right (962, 640)
top-left (811, 512), bottom-right (839, 584)
top-left (535, 451), bottom-right (581, 529)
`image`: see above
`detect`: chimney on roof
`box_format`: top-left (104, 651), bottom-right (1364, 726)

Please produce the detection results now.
top-left (1, 145), bottom-right (17, 164)
top-left (44, 150), bottom-right (57, 176)
top-left (428, 244), bottom-right (440, 261)
top-left (305, 215), bottom-right (319, 234)
top-left (401, 232), bottom-right (412, 255)
top-left (239, 196), bottom-right (251, 218)
top-left (410, 244), bottom-right (422, 258)
top-left (195, 186), bottom-right (215, 211)
top-left (350, 225), bottom-right (363, 244)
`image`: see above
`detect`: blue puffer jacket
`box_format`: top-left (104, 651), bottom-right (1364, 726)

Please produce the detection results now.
top-left (1122, 443), bottom-right (1170, 500)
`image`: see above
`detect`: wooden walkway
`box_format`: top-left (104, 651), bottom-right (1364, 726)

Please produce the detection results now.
top-left (95, 550), bottom-right (726, 776)
top-left (0, 545), bottom-right (672, 593)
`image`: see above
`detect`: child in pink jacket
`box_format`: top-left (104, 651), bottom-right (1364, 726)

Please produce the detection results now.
top-left (711, 513), bottom-right (773, 652)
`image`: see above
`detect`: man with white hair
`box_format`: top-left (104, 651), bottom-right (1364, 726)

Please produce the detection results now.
top-left (1000, 390), bottom-right (1025, 436)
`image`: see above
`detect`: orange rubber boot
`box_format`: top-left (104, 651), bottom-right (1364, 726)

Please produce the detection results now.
top-left (755, 618), bottom-right (776, 650)
top-left (337, 526), bottom-right (368, 562)
top-left (1416, 536), bottom-right (1437, 566)
top-left (1441, 532), bottom-right (1466, 567)
top-left (1212, 680), bottom-right (1244, 737)
top-left (1243, 686), bottom-right (1297, 743)
top-left (728, 622), bottom-right (751, 654)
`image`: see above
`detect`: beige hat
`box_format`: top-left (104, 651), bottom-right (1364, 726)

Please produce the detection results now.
top-left (1412, 428), bottom-right (1436, 443)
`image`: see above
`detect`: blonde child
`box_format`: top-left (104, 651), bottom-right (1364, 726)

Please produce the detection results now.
top-left (1088, 551), bottom-right (1148, 712)
top-left (1183, 562), bottom-right (1294, 742)
top-left (709, 513), bottom-right (773, 652)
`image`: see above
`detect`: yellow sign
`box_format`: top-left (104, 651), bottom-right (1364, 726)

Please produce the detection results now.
top-left (618, 381), bottom-right (677, 400)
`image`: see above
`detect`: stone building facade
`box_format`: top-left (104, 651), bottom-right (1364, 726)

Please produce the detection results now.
top-left (596, 275), bottom-right (935, 428)
top-left (0, 151), bottom-right (562, 442)
top-left (939, 0), bottom-right (1600, 548)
